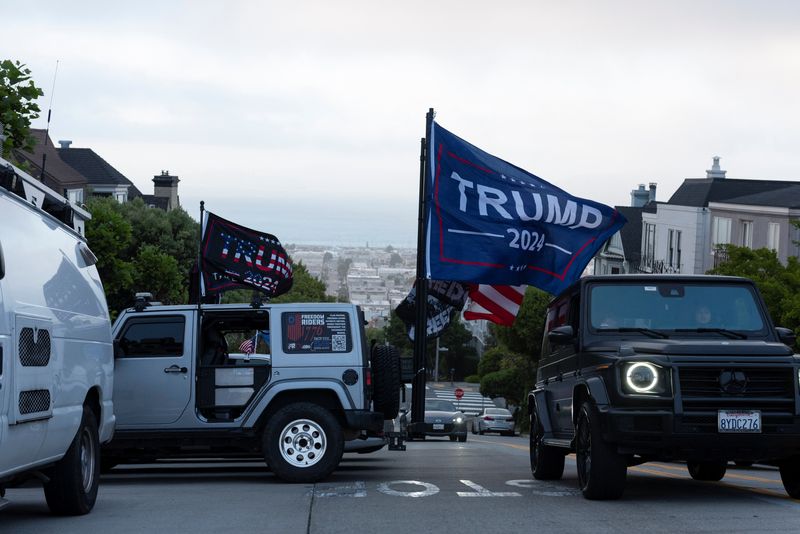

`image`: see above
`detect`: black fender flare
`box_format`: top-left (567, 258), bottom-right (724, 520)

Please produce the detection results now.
top-left (528, 389), bottom-right (555, 436)
top-left (571, 377), bottom-right (610, 424)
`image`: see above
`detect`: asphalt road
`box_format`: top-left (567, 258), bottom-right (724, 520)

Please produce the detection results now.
top-left (2, 434), bottom-right (798, 533)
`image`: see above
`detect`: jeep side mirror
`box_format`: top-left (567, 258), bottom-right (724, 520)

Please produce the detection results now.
top-left (547, 325), bottom-right (575, 345)
top-left (775, 327), bottom-right (796, 348)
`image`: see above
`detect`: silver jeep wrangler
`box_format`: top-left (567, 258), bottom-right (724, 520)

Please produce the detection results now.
top-left (103, 300), bottom-right (399, 482)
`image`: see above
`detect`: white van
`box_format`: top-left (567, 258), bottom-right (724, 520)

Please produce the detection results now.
top-left (0, 156), bottom-right (114, 515)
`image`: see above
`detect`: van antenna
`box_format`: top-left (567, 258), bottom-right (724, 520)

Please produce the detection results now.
top-left (39, 60), bottom-right (60, 182)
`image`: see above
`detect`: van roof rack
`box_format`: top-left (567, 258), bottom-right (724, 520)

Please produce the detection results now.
top-left (0, 156), bottom-right (91, 237)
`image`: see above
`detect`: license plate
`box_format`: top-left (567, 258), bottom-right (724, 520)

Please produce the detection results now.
top-left (718, 410), bottom-right (761, 433)
top-left (432, 424), bottom-right (444, 430)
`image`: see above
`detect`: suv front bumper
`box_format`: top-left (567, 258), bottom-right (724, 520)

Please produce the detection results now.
top-left (600, 407), bottom-right (800, 462)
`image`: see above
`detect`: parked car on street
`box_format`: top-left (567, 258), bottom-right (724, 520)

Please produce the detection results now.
top-left (472, 407), bottom-right (516, 436)
top-left (406, 398), bottom-right (467, 442)
top-left (103, 301), bottom-right (400, 483)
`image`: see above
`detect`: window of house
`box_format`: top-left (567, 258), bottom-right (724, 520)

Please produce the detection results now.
top-left (740, 220), bottom-right (753, 248)
top-left (712, 216), bottom-right (731, 246)
top-left (115, 193), bottom-right (127, 203)
top-left (668, 229), bottom-right (682, 270)
top-left (67, 188), bottom-right (84, 204)
top-left (768, 223), bottom-right (780, 252)
top-left (643, 223), bottom-right (656, 264)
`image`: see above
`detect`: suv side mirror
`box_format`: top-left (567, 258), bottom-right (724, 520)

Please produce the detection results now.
top-left (547, 325), bottom-right (575, 345)
top-left (775, 327), bottom-right (796, 348)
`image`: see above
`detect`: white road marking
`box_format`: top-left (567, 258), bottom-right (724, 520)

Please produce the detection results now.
top-left (456, 479), bottom-right (521, 497)
top-left (377, 480), bottom-right (440, 498)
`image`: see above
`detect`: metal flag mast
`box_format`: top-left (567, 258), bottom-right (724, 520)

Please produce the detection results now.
top-left (410, 108), bottom-right (435, 434)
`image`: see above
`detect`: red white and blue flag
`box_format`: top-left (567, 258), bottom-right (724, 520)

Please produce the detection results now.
top-left (200, 211), bottom-right (293, 297)
top-left (238, 335), bottom-right (257, 355)
top-left (463, 284), bottom-right (526, 326)
top-left (425, 122), bottom-right (626, 295)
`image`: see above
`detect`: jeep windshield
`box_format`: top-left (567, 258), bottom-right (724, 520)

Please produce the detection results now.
top-left (589, 282), bottom-right (767, 337)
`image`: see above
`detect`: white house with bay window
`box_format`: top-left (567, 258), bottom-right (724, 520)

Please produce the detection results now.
top-left (639, 158), bottom-right (800, 275)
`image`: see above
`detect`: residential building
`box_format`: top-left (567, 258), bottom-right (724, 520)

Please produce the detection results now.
top-left (11, 130), bottom-right (87, 203)
top-left (640, 157), bottom-right (800, 274)
top-left (14, 130), bottom-right (180, 211)
top-left (593, 184), bottom-right (656, 274)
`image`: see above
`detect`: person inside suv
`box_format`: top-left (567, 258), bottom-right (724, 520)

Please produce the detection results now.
top-left (203, 329), bottom-right (228, 366)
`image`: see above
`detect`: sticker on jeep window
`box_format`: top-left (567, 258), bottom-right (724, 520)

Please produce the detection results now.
top-left (282, 312), bottom-right (352, 354)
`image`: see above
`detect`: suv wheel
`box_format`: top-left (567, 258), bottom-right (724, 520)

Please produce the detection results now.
top-left (372, 345), bottom-right (401, 419)
top-left (687, 461), bottom-right (727, 481)
top-left (530, 407), bottom-right (565, 480)
top-left (263, 403), bottom-right (344, 483)
top-left (43, 406), bottom-right (100, 515)
top-left (779, 457), bottom-right (800, 498)
top-left (575, 401), bottom-right (627, 500)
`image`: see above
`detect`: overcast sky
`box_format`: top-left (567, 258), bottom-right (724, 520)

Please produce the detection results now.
top-left (4, 1), bottom-right (800, 246)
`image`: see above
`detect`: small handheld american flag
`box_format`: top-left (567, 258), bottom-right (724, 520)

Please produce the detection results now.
top-left (239, 335), bottom-right (257, 354)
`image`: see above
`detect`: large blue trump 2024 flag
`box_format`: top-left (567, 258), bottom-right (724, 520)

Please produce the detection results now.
top-left (425, 122), bottom-right (626, 295)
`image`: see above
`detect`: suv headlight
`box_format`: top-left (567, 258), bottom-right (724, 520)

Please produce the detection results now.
top-left (622, 362), bottom-right (666, 394)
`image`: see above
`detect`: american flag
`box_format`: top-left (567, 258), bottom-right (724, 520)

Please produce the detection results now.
top-left (239, 335), bottom-right (257, 354)
top-left (463, 284), bottom-right (526, 326)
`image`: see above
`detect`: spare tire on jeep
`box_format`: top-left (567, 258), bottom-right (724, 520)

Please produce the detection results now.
top-left (371, 345), bottom-right (401, 419)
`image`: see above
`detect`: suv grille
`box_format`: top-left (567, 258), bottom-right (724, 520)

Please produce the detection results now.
top-left (678, 367), bottom-right (794, 399)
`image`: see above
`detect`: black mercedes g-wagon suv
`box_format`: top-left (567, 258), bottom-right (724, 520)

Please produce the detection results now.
top-left (528, 275), bottom-right (800, 500)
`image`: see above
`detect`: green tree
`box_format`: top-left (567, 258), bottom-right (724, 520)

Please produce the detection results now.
top-left (0, 60), bottom-right (43, 161)
top-left (708, 244), bottom-right (800, 337)
top-left (84, 198), bottom-right (134, 315)
top-left (133, 245), bottom-right (184, 305)
top-left (472, 286), bottom-right (550, 418)
top-left (221, 262), bottom-right (335, 304)
top-left (383, 311), bottom-right (477, 379)
top-left (389, 252), bottom-right (403, 267)
top-left (85, 197), bottom-right (200, 315)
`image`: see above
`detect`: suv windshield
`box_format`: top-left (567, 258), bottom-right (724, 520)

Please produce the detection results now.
top-left (589, 282), bottom-right (766, 335)
top-left (425, 399), bottom-right (457, 412)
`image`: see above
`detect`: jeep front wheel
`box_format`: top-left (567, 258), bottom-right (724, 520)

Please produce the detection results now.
top-left (687, 461), bottom-right (727, 481)
top-left (43, 405), bottom-right (100, 515)
top-left (575, 401), bottom-right (627, 500)
top-left (530, 407), bottom-right (564, 480)
top-left (779, 457), bottom-right (800, 498)
top-left (263, 403), bottom-right (344, 483)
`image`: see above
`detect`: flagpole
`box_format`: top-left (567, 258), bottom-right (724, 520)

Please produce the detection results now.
top-left (197, 200), bottom-right (205, 364)
top-left (410, 108), bottom-right (434, 432)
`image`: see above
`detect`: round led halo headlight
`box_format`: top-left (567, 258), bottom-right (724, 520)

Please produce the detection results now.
top-left (625, 362), bottom-right (659, 393)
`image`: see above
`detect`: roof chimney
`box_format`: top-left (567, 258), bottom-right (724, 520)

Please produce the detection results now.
top-left (706, 156), bottom-right (726, 179)
top-left (630, 184), bottom-right (650, 207)
top-left (58, 140), bottom-right (72, 149)
top-left (648, 182), bottom-right (657, 202)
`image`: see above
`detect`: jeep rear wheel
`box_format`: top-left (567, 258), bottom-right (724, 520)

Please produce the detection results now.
top-left (44, 406), bottom-right (100, 515)
top-left (779, 457), bottom-right (800, 498)
top-left (575, 401), bottom-right (627, 500)
top-left (530, 407), bottom-right (565, 480)
top-left (263, 403), bottom-right (344, 483)
top-left (372, 345), bottom-right (401, 419)
top-left (687, 461), bottom-right (727, 481)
